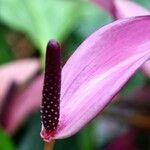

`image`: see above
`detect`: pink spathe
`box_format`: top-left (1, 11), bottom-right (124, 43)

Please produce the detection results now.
top-left (41, 16), bottom-right (150, 141)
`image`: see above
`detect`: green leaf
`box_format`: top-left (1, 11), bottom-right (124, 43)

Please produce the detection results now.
top-left (76, 2), bottom-right (112, 39)
top-left (79, 123), bottom-right (94, 150)
top-left (55, 134), bottom-right (80, 150)
top-left (134, 0), bottom-right (150, 10)
top-left (17, 113), bottom-right (43, 150)
top-left (63, 1), bottom-right (112, 60)
top-left (121, 71), bottom-right (146, 96)
top-left (0, 0), bottom-right (81, 55)
top-left (0, 127), bottom-right (14, 150)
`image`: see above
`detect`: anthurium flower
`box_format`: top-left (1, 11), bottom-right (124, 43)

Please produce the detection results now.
top-left (40, 16), bottom-right (150, 142)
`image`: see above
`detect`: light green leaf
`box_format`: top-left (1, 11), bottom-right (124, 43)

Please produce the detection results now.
top-left (0, 0), bottom-right (81, 55)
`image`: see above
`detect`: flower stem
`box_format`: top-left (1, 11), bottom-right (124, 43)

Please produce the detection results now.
top-left (44, 140), bottom-right (55, 150)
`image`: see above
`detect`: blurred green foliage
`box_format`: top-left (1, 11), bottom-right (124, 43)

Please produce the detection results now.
top-left (121, 71), bottom-right (146, 96)
top-left (0, 26), bottom-right (14, 64)
top-left (135, 0), bottom-right (150, 9)
top-left (17, 113), bottom-right (43, 150)
top-left (63, 2), bottom-right (112, 60)
top-left (0, 0), bottom-right (81, 56)
top-left (0, 128), bottom-right (14, 150)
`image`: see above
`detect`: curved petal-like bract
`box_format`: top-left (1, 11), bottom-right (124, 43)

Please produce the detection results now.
top-left (41, 16), bottom-right (150, 141)
top-left (3, 75), bottom-right (43, 134)
top-left (0, 59), bottom-right (40, 103)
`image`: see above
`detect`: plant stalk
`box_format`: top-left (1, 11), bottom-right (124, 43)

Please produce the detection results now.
top-left (44, 140), bottom-right (55, 150)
